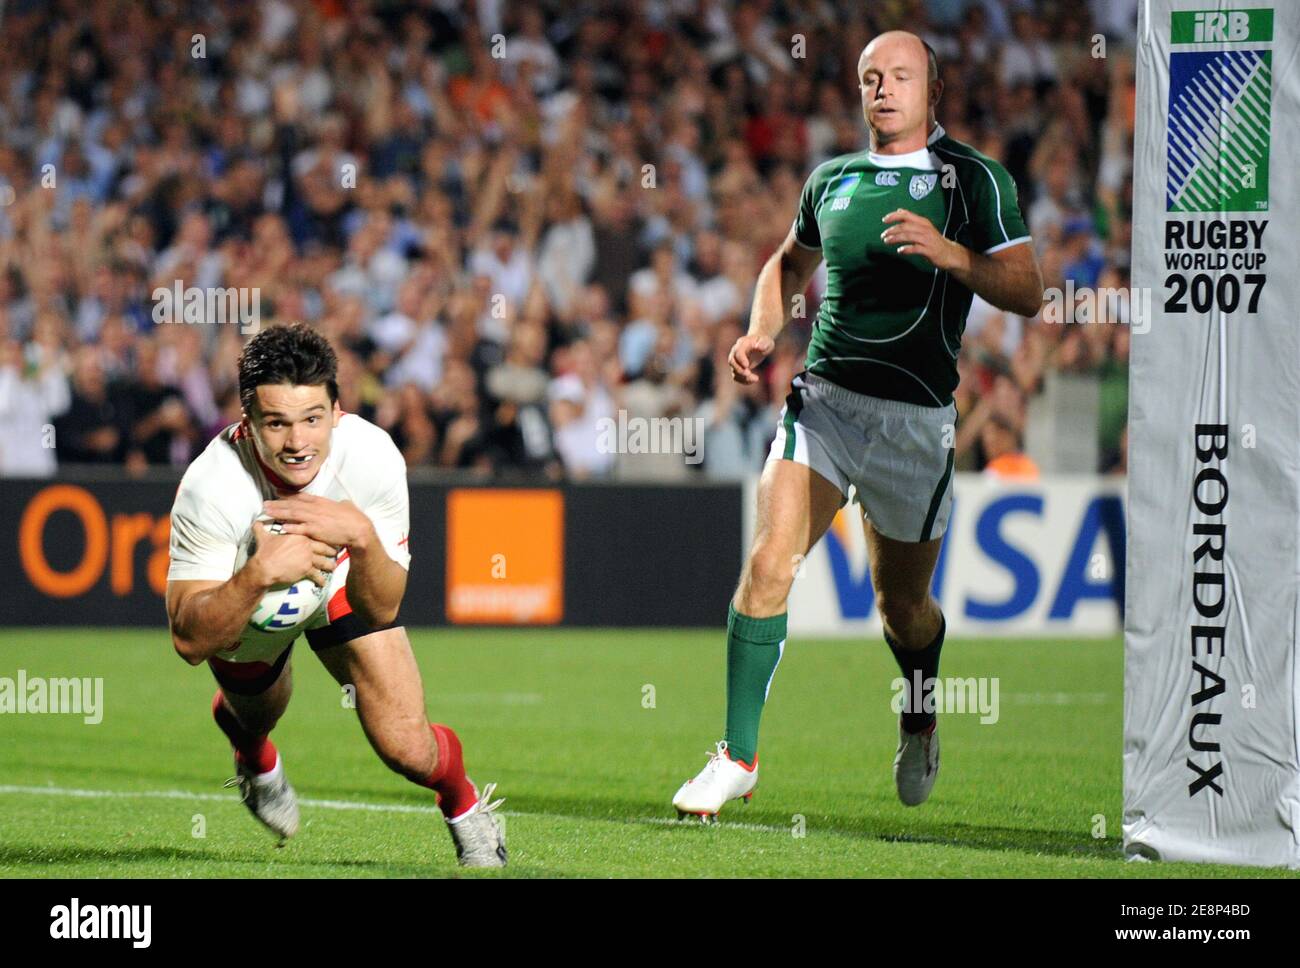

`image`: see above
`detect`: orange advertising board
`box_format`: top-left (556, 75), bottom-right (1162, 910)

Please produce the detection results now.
top-left (446, 489), bottom-right (563, 624)
top-left (18, 484), bottom-right (171, 598)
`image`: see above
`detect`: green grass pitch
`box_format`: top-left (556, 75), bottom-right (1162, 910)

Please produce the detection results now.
top-left (0, 628), bottom-right (1294, 878)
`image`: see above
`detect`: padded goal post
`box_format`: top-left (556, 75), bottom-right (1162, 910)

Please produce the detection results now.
top-left (1125, 0), bottom-right (1300, 867)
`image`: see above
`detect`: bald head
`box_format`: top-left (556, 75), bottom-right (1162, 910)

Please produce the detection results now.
top-left (857, 31), bottom-right (942, 153)
top-left (859, 31), bottom-right (938, 86)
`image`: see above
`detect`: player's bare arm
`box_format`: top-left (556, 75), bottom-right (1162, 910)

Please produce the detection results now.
top-left (162, 324), bottom-right (502, 865)
top-left (263, 493), bottom-right (407, 628)
top-left (167, 521), bottom-right (338, 665)
top-left (730, 226), bottom-right (823, 385)
top-left (881, 209), bottom-right (1044, 317)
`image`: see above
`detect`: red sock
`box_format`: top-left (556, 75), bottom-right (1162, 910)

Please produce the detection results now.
top-left (211, 691), bottom-right (278, 775)
top-left (424, 723), bottom-right (478, 820)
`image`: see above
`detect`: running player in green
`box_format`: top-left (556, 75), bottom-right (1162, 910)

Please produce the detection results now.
top-left (672, 31), bottom-right (1044, 819)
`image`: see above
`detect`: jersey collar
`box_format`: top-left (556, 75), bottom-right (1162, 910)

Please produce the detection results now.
top-left (867, 124), bottom-right (943, 170)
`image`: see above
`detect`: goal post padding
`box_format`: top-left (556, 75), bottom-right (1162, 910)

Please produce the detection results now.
top-left (1125, 0), bottom-right (1300, 867)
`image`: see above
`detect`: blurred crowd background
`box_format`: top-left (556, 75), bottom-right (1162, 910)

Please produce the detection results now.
top-left (0, 0), bottom-right (1137, 482)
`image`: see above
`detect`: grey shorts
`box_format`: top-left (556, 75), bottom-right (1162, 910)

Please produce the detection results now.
top-left (766, 372), bottom-right (957, 543)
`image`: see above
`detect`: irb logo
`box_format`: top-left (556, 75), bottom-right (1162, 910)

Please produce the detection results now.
top-left (1194, 11), bottom-right (1249, 42)
top-left (1165, 48), bottom-right (1271, 212)
top-left (1171, 9), bottom-right (1273, 46)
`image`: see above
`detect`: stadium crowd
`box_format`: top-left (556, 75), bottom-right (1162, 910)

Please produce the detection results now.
top-left (0, 0), bottom-right (1137, 481)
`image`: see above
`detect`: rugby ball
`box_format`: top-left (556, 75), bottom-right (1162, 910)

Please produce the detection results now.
top-left (234, 518), bottom-right (328, 632)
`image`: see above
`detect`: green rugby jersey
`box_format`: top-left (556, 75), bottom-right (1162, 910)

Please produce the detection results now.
top-left (792, 125), bottom-right (1030, 407)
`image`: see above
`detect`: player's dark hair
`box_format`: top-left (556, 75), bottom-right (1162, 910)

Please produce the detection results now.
top-left (237, 323), bottom-right (339, 415)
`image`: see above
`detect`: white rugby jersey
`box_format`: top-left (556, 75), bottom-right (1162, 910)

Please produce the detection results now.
top-left (168, 413), bottom-right (411, 662)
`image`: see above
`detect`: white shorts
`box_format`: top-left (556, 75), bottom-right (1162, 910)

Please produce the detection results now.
top-left (766, 372), bottom-right (957, 543)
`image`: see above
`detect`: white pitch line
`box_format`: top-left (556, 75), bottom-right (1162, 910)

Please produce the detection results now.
top-left (1003, 692), bottom-right (1112, 705)
top-left (0, 784), bottom-right (440, 814)
top-left (0, 784), bottom-right (792, 834)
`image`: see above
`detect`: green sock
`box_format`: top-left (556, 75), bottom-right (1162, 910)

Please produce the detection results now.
top-left (723, 603), bottom-right (787, 765)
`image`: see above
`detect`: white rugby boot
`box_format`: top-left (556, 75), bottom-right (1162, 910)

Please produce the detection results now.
top-left (672, 741), bottom-right (758, 822)
top-left (446, 782), bottom-right (507, 868)
top-left (893, 719), bottom-right (940, 806)
top-left (225, 753), bottom-right (300, 843)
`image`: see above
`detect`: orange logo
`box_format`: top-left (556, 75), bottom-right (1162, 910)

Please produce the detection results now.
top-left (18, 485), bottom-right (170, 598)
top-left (446, 489), bottom-right (563, 624)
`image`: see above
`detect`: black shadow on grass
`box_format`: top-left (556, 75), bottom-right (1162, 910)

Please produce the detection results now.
top-left (495, 792), bottom-right (1122, 862)
top-left (868, 824), bottom-right (1120, 860)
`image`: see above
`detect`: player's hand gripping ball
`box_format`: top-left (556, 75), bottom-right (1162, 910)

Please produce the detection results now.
top-left (234, 517), bottom-right (332, 632)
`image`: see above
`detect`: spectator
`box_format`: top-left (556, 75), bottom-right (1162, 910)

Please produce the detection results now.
top-left (469, 219), bottom-right (534, 313)
top-left (0, 337), bottom-right (71, 477)
top-left (0, 1), bottom-right (1131, 481)
top-left (695, 356), bottom-right (773, 482)
top-left (54, 346), bottom-right (127, 465)
top-left (982, 413), bottom-right (1041, 481)
top-left (116, 339), bottom-right (194, 471)
top-left (537, 192), bottom-right (595, 319)
top-left (548, 373), bottom-right (611, 480)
